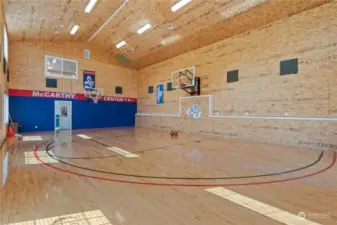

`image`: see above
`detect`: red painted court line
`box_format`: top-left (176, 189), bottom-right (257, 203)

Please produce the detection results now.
top-left (34, 142), bottom-right (336, 187)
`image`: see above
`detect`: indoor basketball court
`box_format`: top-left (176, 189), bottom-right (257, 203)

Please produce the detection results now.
top-left (1, 0), bottom-right (337, 224)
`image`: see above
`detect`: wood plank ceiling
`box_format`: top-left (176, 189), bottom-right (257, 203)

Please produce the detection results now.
top-left (4, 0), bottom-right (333, 69)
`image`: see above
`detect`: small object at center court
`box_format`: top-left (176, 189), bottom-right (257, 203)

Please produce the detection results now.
top-left (170, 131), bottom-right (178, 138)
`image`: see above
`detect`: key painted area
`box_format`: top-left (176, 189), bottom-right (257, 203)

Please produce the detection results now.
top-left (107, 147), bottom-right (139, 158)
top-left (205, 187), bottom-right (321, 225)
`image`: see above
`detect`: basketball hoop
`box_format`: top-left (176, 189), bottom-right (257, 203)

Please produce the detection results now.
top-left (90, 90), bottom-right (99, 103)
top-left (84, 88), bottom-right (102, 104)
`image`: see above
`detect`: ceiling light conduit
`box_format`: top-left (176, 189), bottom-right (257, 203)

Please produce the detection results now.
top-left (88, 0), bottom-right (129, 41)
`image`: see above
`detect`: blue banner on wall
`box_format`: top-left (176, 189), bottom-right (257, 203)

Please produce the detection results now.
top-left (83, 70), bottom-right (96, 90)
top-left (156, 84), bottom-right (164, 104)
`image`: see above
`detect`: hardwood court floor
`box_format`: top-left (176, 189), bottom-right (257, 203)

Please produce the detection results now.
top-left (1, 127), bottom-right (336, 225)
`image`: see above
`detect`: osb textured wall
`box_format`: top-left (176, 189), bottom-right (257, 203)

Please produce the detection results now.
top-left (0, 0), bottom-right (8, 187)
top-left (137, 96), bottom-right (337, 151)
top-left (136, 1), bottom-right (337, 150)
top-left (8, 41), bottom-right (138, 98)
top-left (0, 0), bottom-right (8, 144)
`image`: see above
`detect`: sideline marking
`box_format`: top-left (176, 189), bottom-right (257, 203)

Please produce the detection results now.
top-left (205, 187), bottom-right (321, 225)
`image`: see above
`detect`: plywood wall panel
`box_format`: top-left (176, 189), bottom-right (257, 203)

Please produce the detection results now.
top-left (0, 0), bottom-right (8, 186)
top-left (137, 2), bottom-right (337, 116)
top-left (136, 2), bottom-right (337, 150)
top-left (137, 115), bottom-right (337, 151)
top-left (0, 0), bottom-right (8, 144)
top-left (9, 42), bottom-right (138, 98)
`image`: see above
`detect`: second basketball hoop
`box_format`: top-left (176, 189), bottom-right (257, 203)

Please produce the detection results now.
top-left (171, 66), bottom-right (200, 96)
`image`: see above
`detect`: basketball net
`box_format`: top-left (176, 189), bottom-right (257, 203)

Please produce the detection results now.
top-left (84, 88), bottom-right (100, 104)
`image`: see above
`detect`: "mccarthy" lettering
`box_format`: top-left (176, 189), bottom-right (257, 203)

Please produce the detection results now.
top-left (32, 91), bottom-right (75, 99)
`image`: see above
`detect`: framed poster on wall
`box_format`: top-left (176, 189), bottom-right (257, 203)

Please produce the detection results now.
top-left (156, 83), bottom-right (164, 104)
top-left (83, 70), bottom-right (95, 90)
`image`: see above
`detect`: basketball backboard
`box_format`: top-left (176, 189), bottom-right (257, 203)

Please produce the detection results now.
top-left (171, 66), bottom-right (195, 89)
top-left (83, 88), bottom-right (104, 103)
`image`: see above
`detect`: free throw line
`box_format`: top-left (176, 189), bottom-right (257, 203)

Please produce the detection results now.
top-left (107, 147), bottom-right (139, 158)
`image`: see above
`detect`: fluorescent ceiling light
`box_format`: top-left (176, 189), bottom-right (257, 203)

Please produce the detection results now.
top-left (85, 0), bottom-right (98, 13)
top-left (70, 24), bottom-right (80, 35)
top-left (116, 40), bottom-right (126, 48)
top-left (137, 23), bottom-right (152, 34)
top-left (171, 0), bottom-right (192, 12)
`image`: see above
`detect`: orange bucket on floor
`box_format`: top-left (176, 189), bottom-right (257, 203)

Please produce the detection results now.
top-left (7, 126), bottom-right (15, 137)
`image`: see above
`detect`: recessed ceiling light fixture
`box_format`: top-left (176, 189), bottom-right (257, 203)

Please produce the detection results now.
top-left (116, 40), bottom-right (126, 48)
top-left (85, 0), bottom-right (98, 13)
top-left (171, 0), bottom-right (192, 12)
top-left (70, 24), bottom-right (80, 35)
top-left (137, 23), bottom-right (152, 34)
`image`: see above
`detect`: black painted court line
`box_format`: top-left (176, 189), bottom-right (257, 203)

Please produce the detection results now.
top-left (45, 141), bottom-right (325, 180)
top-left (49, 135), bottom-right (217, 160)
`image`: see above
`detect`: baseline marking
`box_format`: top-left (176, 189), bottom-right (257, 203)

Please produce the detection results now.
top-left (205, 187), bottom-right (321, 225)
top-left (107, 147), bottom-right (139, 158)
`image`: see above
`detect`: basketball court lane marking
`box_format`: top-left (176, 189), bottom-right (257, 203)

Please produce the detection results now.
top-left (25, 150), bottom-right (58, 165)
top-left (22, 136), bottom-right (43, 141)
top-left (77, 134), bottom-right (92, 139)
top-left (4, 210), bottom-right (112, 225)
top-left (205, 187), bottom-right (321, 225)
top-left (107, 147), bottom-right (139, 158)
